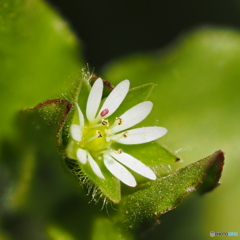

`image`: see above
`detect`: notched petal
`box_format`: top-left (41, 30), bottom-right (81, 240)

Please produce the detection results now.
top-left (87, 153), bottom-right (105, 179)
top-left (115, 127), bottom-right (168, 144)
top-left (111, 101), bottom-right (153, 133)
top-left (77, 148), bottom-right (87, 164)
top-left (86, 78), bottom-right (103, 122)
top-left (110, 152), bottom-right (156, 180)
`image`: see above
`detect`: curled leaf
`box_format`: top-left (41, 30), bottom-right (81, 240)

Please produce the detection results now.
top-left (117, 150), bottom-right (224, 234)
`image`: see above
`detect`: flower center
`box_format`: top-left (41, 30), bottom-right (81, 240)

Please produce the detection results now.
top-left (81, 124), bottom-right (112, 152)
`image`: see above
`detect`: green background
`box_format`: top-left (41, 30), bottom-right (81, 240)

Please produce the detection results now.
top-left (0, 0), bottom-right (239, 239)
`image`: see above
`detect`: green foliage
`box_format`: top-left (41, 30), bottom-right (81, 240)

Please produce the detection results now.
top-left (12, 70), bottom-right (224, 239)
top-left (0, 0), bottom-right (229, 238)
top-left (0, 0), bottom-right (82, 139)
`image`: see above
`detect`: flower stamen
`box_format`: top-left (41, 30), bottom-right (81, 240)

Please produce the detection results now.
top-left (68, 78), bottom-right (167, 188)
top-left (101, 119), bottom-right (109, 126)
top-left (114, 149), bottom-right (123, 154)
top-left (96, 130), bottom-right (103, 138)
top-left (100, 108), bottom-right (109, 117)
top-left (116, 117), bottom-right (124, 125)
top-left (123, 132), bottom-right (129, 138)
top-left (87, 130), bottom-right (103, 142)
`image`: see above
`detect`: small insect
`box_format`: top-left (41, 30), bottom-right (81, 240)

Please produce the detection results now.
top-left (100, 109), bottom-right (109, 117)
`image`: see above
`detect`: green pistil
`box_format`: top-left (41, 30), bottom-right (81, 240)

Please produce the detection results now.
top-left (82, 125), bottom-right (112, 152)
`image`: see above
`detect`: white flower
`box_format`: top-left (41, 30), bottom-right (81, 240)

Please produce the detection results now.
top-left (68, 78), bottom-right (167, 187)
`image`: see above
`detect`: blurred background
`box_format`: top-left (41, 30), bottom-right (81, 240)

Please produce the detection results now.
top-left (47, 0), bottom-right (240, 70)
top-left (1, 0), bottom-right (240, 239)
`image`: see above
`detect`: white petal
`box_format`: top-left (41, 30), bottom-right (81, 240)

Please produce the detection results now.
top-left (103, 154), bottom-right (136, 187)
top-left (114, 127), bottom-right (167, 144)
top-left (111, 101), bottom-right (153, 133)
top-left (76, 148), bottom-right (87, 164)
top-left (70, 124), bottom-right (81, 142)
top-left (87, 153), bottom-right (105, 179)
top-left (75, 103), bottom-right (85, 129)
top-left (110, 152), bottom-right (156, 180)
top-left (86, 78), bottom-right (103, 122)
top-left (98, 80), bottom-right (130, 118)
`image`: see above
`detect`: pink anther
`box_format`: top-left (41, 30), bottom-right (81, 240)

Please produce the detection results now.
top-left (100, 108), bottom-right (109, 117)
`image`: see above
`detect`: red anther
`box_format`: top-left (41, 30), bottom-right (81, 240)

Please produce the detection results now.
top-left (66, 103), bottom-right (72, 111)
top-left (100, 108), bottom-right (109, 117)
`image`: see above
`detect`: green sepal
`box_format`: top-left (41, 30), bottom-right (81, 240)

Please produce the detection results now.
top-left (0, 0), bottom-right (83, 140)
top-left (66, 155), bottom-right (121, 204)
top-left (76, 80), bottom-right (91, 114)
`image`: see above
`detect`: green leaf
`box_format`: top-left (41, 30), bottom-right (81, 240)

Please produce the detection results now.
top-left (27, 99), bottom-right (73, 148)
top-left (0, 0), bottom-right (83, 140)
top-left (197, 151), bottom-right (224, 195)
top-left (117, 150), bottom-right (224, 234)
